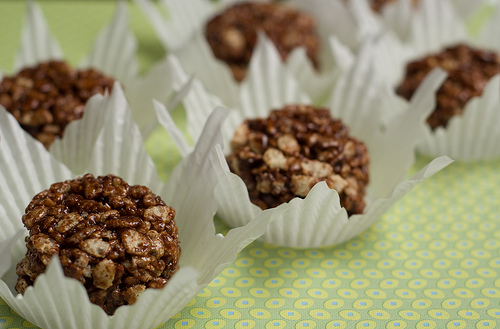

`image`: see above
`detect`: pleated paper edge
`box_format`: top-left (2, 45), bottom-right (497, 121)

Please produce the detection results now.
top-left (8, 1), bottom-right (184, 137)
top-left (0, 90), bottom-right (273, 329)
top-left (0, 84), bottom-right (202, 329)
top-left (133, 0), bottom-right (218, 51)
top-left (258, 156), bottom-right (453, 248)
top-left (166, 1), bottom-right (354, 107)
top-left (180, 32), bottom-right (314, 152)
top-left (215, 70), bottom-right (452, 247)
top-left (418, 75), bottom-right (500, 161)
top-left (179, 39), bottom-right (451, 248)
top-left (369, 0), bottom-right (500, 161)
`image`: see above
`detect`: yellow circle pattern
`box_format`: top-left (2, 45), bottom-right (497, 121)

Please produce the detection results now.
top-left (155, 159), bottom-right (500, 328)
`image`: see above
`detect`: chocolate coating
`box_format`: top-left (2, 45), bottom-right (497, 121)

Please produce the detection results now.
top-left (0, 60), bottom-right (115, 148)
top-left (226, 105), bottom-right (370, 215)
top-left (15, 174), bottom-right (180, 315)
top-left (396, 44), bottom-right (500, 129)
top-left (205, 2), bottom-right (320, 82)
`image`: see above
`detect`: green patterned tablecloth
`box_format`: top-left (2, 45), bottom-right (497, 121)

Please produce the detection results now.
top-left (1, 2), bottom-right (499, 328)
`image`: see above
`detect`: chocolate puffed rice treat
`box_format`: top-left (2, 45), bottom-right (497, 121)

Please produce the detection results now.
top-left (226, 105), bottom-right (369, 215)
top-left (396, 44), bottom-right (500, 130)
top-left (15, 174), bottom-right (180, 315)
top-left (205, 2), bottom-right (320, 82)
top-left (0, 60), bottom-right (115, 148)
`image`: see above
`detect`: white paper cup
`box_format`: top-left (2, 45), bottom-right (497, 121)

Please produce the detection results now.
top-left (5, 1), bottom-right (186, 139)
top-left (175, 33), bottom-right (453, 248)
top-left (0, 84), bottom-right (274, 329)
top-left (363, 0), bottom-right (500, 161)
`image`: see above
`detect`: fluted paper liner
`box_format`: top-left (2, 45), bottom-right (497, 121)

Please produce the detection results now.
top-left (176, 31), bottom-right (453, 247)
top-left (136, 0), bottom-right (342, 103)
top-left (0, 84), bottom-right (273, 329)
top-left (293, 0), bottom-right (489, 48)
top-left (136, 0), bottom-right (493, 99)
top-left (418, 75), bottom-right (500, 160)
top-left (365, 0), bottom-right (500, 161)
top-left (134, 0), bottom-right (218, 51)
top-left (5, 1), bottom-right (188, 139)
top-left (177, 33), bottom-right (312, 150)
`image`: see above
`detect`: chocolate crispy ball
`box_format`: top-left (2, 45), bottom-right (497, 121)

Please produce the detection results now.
top-left (0, 60), bottom-right (115, 148)
top-left (226, 105), bottom-right (370, 215)
top-left (396, 44), bottom-right (500, 130)
top-left (15, 174), bottom-right (180, 315)
top-left (205, 2), bottom-right (320, 82)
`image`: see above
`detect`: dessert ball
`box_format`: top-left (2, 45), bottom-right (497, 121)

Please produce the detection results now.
top-left (15, 174), bottom-right (180, 315)
top-left (396, 44), bottom-right (500, 129)
top-left (226, 105), bottom-right (370, 215)
top-left (0, 60), bottom-right (115, 148)
top-left (205, 2), bottom-right (320, 82)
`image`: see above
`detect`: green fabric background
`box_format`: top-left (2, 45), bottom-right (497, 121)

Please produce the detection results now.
top-left (1, 2), bottom-right (499, 328)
